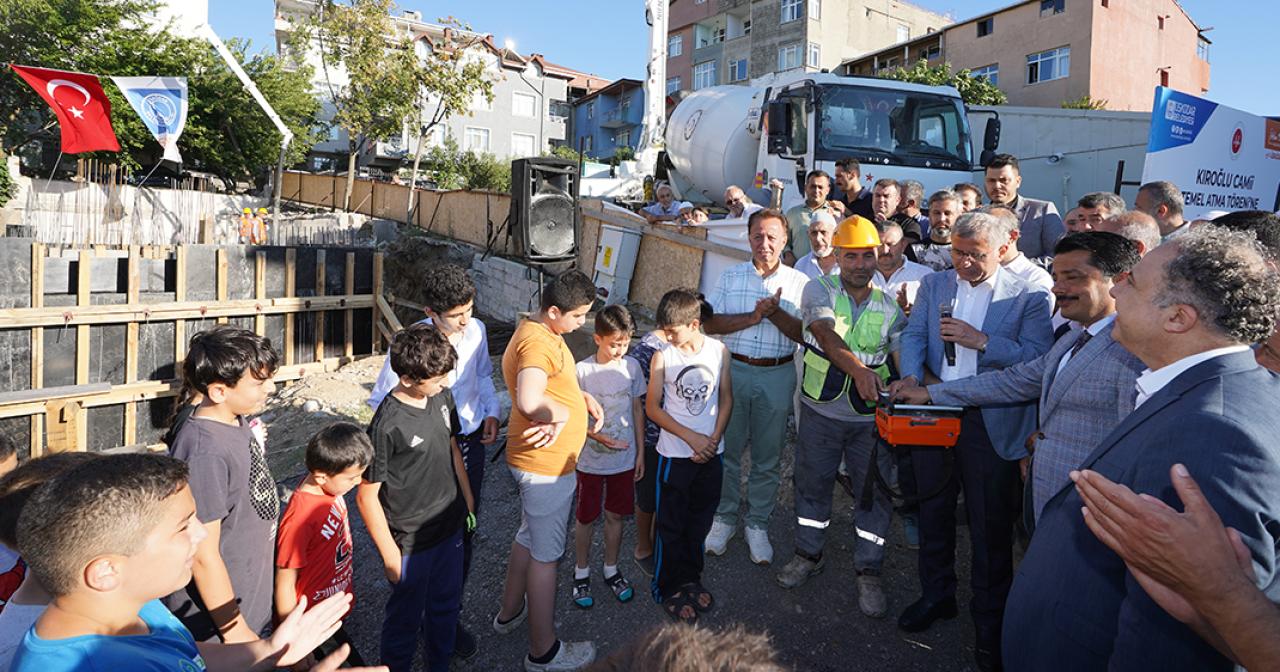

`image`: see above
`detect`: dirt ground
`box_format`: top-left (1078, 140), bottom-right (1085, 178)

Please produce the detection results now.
top-left (264, 333), bottom-right (979, 672)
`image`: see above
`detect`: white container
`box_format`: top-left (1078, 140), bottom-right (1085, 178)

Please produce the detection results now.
top-left (593, 224), bottom-right (643, 305)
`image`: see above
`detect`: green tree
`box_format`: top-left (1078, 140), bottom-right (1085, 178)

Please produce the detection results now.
top-left (1061, 95), bottom-right (1108, 110)
top-left (287, 0), bottom-right (426, 210)
top-left (881, 60), bottom-right (1008, 106)
top-left (422, 134), bottom-right (509, 192)
top-left (0, 0), bottom-right (320, 182)
top-left (544, 144), bottom-right (582, 161)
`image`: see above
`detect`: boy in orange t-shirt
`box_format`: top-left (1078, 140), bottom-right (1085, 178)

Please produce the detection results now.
top-left (494, 270), bottom-right (603, 672)
top-left (274, 422), bottom-right (372, 666)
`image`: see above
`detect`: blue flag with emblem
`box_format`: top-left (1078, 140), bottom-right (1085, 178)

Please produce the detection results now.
top-left (110, 76), bottom-right (188, 163)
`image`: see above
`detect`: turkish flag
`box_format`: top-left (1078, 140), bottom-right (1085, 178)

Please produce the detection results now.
top-left (9, 64), bottom-right (120, 153)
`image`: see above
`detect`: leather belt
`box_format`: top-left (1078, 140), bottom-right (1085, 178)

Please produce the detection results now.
top-left (730, 352), bottom-right (794, 367)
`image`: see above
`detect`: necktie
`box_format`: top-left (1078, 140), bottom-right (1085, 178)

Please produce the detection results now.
top-left (1070, 330), bottom-right (1093, 358)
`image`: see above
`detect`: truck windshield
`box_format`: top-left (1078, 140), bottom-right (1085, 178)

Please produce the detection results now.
top-left (815, 84), bottom-right (972, 170)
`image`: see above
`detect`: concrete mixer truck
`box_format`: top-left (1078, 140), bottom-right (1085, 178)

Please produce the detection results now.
top-left (660, 70), bottom-right (1002, 211)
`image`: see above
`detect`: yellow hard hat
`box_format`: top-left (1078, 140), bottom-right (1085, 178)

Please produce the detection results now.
top-left (243, 207), bottom-right (252, 213)
top-left (831, 215), bottom-right (881, 249)
top-left (258, 208), bottom-right (268, 214)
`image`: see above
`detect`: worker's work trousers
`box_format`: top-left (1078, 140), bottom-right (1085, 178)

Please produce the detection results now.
top-left (716, 358), bottom-right (796, 530)
top-left (792, 404), bottom-right (891, 572)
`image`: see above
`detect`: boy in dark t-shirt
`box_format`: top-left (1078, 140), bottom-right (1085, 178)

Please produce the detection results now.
top-left (165, 326), bottom-right (280, 642)
top-left (357, 324), bottom-right (475, 672)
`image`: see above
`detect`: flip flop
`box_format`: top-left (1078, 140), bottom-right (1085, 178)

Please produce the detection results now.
top-left (662, 591), bottom-right (698, 625)
top-left (684, 582), bottom-right (715, 613)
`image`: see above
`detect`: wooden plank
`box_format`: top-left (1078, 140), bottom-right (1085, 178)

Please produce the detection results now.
top-left (314, 250), bottom-right (326, 362)
top-left (0, 383), bottom-right (112, 408)
top-left (285, 248), bottom-right (296, 365)
top-left (254, 251), bottom-right (266, 335)
top-left (372, 252), bottom-right (384, 352)
top-left (31, 242), bottom-right (45, 456)
top-left (75, 250), bottom-right (91, 385)
top-left (344, 252), bottom-right (355, 359)
top-left (376, 294), bottom-right (403, 332)
top-left (45, 400), bottom-right (86, 453)
top-left (124, 245), bottom-right (140, 445)
top-left (174, 246), bottom-right (187, 366)
top-left (584, 207), bottom-right (752, 261)
top-left (0, 295), bottom-right (375, 328)
top-left (215, 248), bottom-right (229, 325)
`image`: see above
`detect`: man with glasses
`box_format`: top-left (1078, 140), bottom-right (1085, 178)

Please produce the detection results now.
top-left (724, 185), bottom-right (763, 220)
top-left (889, 211), bottom-right (1054, 672)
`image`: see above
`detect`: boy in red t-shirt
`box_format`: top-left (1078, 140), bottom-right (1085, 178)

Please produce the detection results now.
top-left (274, 422), bottom-right (373, 666)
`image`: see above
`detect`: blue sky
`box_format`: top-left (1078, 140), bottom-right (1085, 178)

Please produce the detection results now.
top-left (211, 0), bottom-right (1277, 116)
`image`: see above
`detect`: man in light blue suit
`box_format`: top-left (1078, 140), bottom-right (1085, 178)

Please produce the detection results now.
top-left (889, 211), bottom-right (1054, 672)
top-left (894, 232), bottom-right (1145, 524)
top-left (1003, 228), bottom-right (1280, 671)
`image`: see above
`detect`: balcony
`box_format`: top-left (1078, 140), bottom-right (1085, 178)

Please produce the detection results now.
top-left (599, 107), bottom-right (637, 130)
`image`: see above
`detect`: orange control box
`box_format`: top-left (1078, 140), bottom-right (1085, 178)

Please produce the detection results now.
top-left (875, 403), bottom-right (964, 448)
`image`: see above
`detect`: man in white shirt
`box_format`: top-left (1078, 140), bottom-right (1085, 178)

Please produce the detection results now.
top-left (794, 211), bottom-right (839, 280)
top-left (872, 220), bottom-right (932, 313)
top-left (984, 205), bottom-right (1054, 301)
top-left (724, 185), bottom-right (763, 220)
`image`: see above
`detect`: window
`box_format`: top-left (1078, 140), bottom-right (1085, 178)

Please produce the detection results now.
top-left (621, 96), bottom-right (631, 112)
top-left (1040, 0), bottom-right (1064, 17)
top-left (472, 91), bottom-right (492, 111)
top-left (778, 44), bottom-right (802, 71)
top-left (781, 0), bottom-right (802, 23)
top-left (549, 100), bottom-right (571, 119)
top-left (970, 64), bottom-right (999, 86)
top-left (977, 17), bottom-right (993, 37)
top-left (511, 133), bottom-right (536, 157)
top-left (1026, 46), bottom-right (1070, 84)
top-left (667, 76), bottom-right (682, 94)
top-left (693, 60), bottom-right (716, 90)
top-left (582, 135), bottom-right (592, 153)
top-left (1160, 70), bottom-right (1169, 87)
top-left (1158, 15), bottom-right (1165, 30)
top-left (668, 35), bottom-right (683, 57)
top-left (614, 130), bottom-right (631, 147)
top-left (728, 58), bottom-right (748, 82)
top-left (922, 44), bottom-right (941, 59)
top-left (464, 127), bottom-right (490, 152)
top-left (809, 0), bottom-right (821, 19)
top-left (1197, 36), bottom-right (1210, 61)
top-left (807, 42), bottom-right (821, 68)
top-left (423, 125), bottom-right (445, 148)
top-left (512, 92), bottom-right (538, 118)
top-left (897, 24), bottom-right (910, 43)
top-left (587, 102), bottom-right (594, 119)
top-left (743, 19), bottom-right (751, 35)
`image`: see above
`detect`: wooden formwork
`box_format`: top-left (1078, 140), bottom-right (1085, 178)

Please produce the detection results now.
top-left (0, 242), bottom-right (387, 456)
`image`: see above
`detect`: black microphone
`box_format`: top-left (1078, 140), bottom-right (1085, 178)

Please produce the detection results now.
top-left (940, 303), bottom-right (956, 366)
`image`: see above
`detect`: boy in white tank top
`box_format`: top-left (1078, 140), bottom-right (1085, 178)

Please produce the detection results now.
top-left (644, 289), bottom-right (733, 625)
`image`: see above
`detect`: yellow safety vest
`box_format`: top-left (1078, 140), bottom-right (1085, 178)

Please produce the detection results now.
top-left (801, 276), bottom-right (899, 415)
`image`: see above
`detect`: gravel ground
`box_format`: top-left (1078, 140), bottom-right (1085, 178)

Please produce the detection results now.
top-left (267, 336), bottom-right (982, 671)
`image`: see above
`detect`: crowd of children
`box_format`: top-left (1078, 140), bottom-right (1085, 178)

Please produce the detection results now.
top-left (0, 265), bottom-right (735, 672)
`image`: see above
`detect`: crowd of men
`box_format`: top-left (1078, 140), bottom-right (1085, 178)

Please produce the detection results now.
top-left (682, 153), bottom-right (1280, 672)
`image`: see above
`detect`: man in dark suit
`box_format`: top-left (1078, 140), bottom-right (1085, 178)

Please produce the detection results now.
top-left (890, 211), bottom-right (1054, 671)
top-left (1003, 227), bottom-right (1280, 671)
top-left (984, 154), bottom-right (1064, 263)
top-left (894, 232), bottom-right (1144, 524)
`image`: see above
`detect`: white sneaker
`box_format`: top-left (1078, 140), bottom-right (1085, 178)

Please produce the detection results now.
top-left (524, 640), bottom-right (597, 672)
top-left (744, 526), bottom-right (773, 565)
top-left (492, 599), bottom-right (527, 635)
top-left (705, 519), bottom-right (735, 556)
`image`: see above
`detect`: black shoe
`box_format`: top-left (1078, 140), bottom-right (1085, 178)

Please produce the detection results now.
top-left (897, 596), bottom-right (958, 633)
top-left (974, 625), bottom-right (1003, 672)
top-left (453, 623), bottom-right (478, 660)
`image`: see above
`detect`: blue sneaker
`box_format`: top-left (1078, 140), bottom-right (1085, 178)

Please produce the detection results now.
top-left (572, 577), bottom-right (594, 609)
top-left (605, 571), bottom-right (634, 602)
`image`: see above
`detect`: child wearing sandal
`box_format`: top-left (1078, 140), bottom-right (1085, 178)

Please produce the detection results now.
top-left (645, 289), bottom-right (732, 625)
top-left (571, 306), bottom-right (646, 609)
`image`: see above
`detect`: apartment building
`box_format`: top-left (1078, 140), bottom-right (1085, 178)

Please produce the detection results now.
top-left (841, 0), bottom-right (1211, 111)
top-left (275, 0), bottom-right (608, 170)
top-left (572, 79), bottom-right (645, 161)
top-left (666, 0), bottom-right (949, 94)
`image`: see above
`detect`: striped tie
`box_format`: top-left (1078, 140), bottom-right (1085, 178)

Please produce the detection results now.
top-left (1070, 330), bottom-right (1093, 357)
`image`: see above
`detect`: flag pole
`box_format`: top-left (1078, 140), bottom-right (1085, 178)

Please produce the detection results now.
top-left (43, 150), bottom-right (63, 192)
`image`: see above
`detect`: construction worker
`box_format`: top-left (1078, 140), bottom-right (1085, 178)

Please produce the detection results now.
top-left (254, 207), bottom-right (270, 244)
top-left (239, 207), bottom-right (254, 244)
top-left (776, 215), bottom-right (906, 620)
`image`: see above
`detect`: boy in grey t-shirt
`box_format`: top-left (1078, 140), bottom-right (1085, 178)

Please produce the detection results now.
top-left (164, 326), bottom-right (280, 641)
